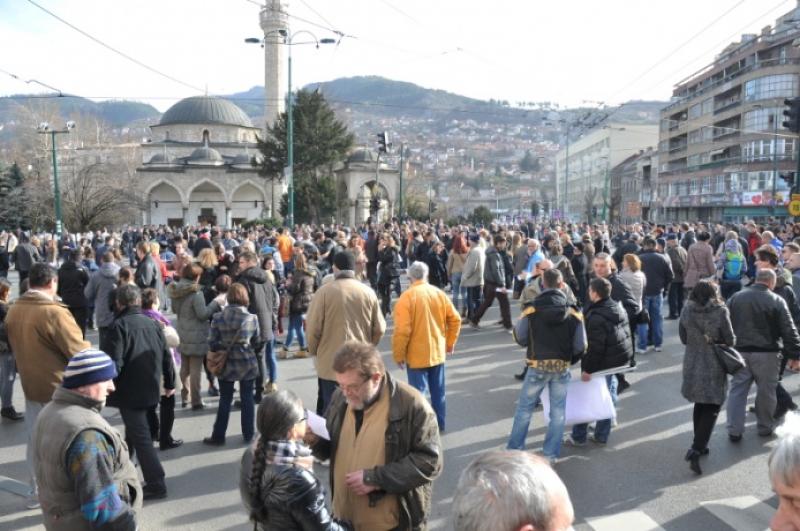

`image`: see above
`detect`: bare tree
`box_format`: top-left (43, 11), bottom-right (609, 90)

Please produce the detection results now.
top-left (61, 159), bottom-right (140, 232)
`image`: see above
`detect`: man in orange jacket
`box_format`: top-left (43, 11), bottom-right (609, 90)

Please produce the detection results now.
top-left (392, 260), bottom-right (462, 431)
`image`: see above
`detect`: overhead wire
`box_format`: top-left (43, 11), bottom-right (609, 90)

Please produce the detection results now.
top-left (24, 0), bottom-right (205, 94)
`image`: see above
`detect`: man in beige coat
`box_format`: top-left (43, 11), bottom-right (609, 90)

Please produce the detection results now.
top-left (306, 251), bottom-right (386, 415)
top-left (6, 263), bottom-right (90, 509)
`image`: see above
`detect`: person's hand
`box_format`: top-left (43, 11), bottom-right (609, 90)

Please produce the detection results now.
top-left (164, 388), bottom-right (176, 397)
top-left (446, 347), bottom-right (455, 356)
top-left (789, 359), bottom-right (800, 372)
top-left (345, 470), bottom-right (378, 496)
top-left (581, 372), bottom-right (591, 382)
top-left (397, 361), bottom-right (406, 370)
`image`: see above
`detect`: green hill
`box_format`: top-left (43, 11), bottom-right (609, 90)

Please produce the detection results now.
top-left (0, 95), bottom-right (160, 128)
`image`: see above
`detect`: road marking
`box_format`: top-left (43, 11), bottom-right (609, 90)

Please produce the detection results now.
top-left (586, 510), bottom-right (665, 530)
top-left (700, 495), bottom-right (772, 531)
top-left (0, 475), bottom-right (28, 497)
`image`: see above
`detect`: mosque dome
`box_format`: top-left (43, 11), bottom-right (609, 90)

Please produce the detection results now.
top-left (159, 96), bottom-right (254, 128)
top-left (186, 146), bottom-right (225, 166)
top-left (347, 148), bottom-right (379, 164)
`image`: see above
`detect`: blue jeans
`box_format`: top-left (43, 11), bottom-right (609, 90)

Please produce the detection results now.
top-left (212, 379), bottom-right (255, 441)
top-left (506, 368), bottom-right (570, 460)
top-left (407, 364), bottom-right (446, 430)
top-left (572, 375), bottom-right (618, 443)
top-left (450, 273), bottom-right (463, 311)
top-left (637, 294), bottom-right (663, 350)
top-left (466, 286), bottom-right (482, 321)
top-left (316, 378), bottom-right (339, 416)
top-left (285, 314), bottom-right (306, 349)
top-left (0, 354), bottom-right (16, 409)
top-left (265, 339), bottom-right (277, 383)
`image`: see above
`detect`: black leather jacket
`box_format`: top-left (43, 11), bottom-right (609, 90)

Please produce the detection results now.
top-left (727, 283), bottom-right (800, 356)
top-left (240, 449), bottom-right (352, 531)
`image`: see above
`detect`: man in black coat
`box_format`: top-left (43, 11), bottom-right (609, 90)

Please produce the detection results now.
top-left (236, 251), bottom-right (278, 401)
top-left (57, 249), bottom-right (90, 337)
top-left (568, 277), bottom-right (633, 445)
top-left (134, 241), bottom-right (160, 291)
top-left (101, 284), bottom-right (174, 500)
top-left (638, 237), bottom-right (674, 353)
top-left (365, 229), bottom-right (380, 289)
top-left (13, 235), bottom-right (41, 286)
top-left (611, 233), bottom-right (641, 270)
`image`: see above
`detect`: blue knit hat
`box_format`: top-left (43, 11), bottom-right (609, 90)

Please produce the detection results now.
top-left (63, 349), bottom-right (117, 389)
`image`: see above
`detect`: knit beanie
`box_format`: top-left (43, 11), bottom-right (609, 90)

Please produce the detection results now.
top-left (62, 349), bottom-right (118, 389)
top-left (333, 251), bottom-right (356, 271)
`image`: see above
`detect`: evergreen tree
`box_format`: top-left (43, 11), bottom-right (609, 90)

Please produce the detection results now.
top-left (519, 150), bottom-right (541, 172)
top-left (0, 163), bottom-right (28, 230)
top-left (255, 90), bottom-right (354, 224)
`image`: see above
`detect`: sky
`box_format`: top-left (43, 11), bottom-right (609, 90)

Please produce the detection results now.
top-left (0, 0), bottom-right (796, 112)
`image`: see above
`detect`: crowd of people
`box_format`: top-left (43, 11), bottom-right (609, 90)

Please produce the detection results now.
top-left (3, 217), bottom-right (800, 529)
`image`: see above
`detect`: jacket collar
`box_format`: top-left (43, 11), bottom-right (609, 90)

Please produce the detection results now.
top-left (334, 270), bottom-right (355, 280)
top-left (52, 386), bottom-right (105, 413)
top-left (384, 373), bottom-right (405, 422)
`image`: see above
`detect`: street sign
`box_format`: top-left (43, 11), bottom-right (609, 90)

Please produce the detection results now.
top-left (789, 200), bottom-right (800, 217)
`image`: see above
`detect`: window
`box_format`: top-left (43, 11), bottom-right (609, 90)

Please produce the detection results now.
top-left (742, 107), bottom-right (780, 132)
top-left (702, 176), bottom-right (712, 194)
top-left (715, 175), bottom-right (725, 193)
top-left (701, 98), bottom-right (714, 115)
top-left (727, 173), bottom-right (740, 192)
top-left (744, 74), bottom-right (798, 101)
top-left (690, 179), bottom-right (699, 194)
top-left (689, 103), bottom-right (702, 119)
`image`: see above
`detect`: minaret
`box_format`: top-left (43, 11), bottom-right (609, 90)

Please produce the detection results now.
top-left (260, 0), bottom-right (288, 131)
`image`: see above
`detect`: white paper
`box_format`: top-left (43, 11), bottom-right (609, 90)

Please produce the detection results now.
top-left (306, 409), bottom-right (330, 440)
top-left (540, 377), bottom-right (616, 426)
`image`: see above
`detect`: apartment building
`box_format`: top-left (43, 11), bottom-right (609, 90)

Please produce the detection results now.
top-left (555, 124), bottom-right (658, 221)
top-left (658, 3), bottom-right (800, 222)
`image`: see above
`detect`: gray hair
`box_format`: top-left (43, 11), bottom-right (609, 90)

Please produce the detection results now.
top-left (770, 412), bottom-right (800, 487)
top-left (756, 268), bottom-right (777, 285)
top-left (452, 450), bottom-right (571, 531)
top-left (407, 261), bottom-right (429, 281)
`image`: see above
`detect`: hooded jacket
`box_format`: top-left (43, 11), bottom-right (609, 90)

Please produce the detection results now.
top-left (514, 289), bottom-right (586, 367)
top-left (582, 297), bottom-right (633, 373)
top-left (236, 266), bottom-right (278, 343)
top-left (57, 260), bottom-right (89, 309)
top-left (168, 279), bottom-right (220, 356)
top-left (84, 262), bottom-right (121, 328)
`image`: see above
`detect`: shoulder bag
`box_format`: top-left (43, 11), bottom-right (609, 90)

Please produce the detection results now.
top-left (703, 332), bottom-right (746, 375)
top-left (206, 347), bottom-right (228, 377)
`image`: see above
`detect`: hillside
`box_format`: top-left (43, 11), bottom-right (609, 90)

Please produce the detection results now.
top-left (0, 95), bottom-right (160, 128)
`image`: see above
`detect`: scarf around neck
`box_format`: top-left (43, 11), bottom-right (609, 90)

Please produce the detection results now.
top-left (265, 439), bottom-right (313, 470)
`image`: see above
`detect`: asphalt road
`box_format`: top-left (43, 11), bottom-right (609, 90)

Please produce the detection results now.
top-left (0, 279), bottom-right (789, 530)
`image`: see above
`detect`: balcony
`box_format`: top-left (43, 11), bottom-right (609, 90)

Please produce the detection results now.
top-left (713, 98), bottom-right (741, 115)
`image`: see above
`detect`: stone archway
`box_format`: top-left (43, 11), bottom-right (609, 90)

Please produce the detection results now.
top-left (231, 180), bottom-right (267, 225)
top-left (336, 165), bottom-right (400, 226)
top-left (354, 181), bottom-right (392, 225)
top-left (147, 181), bottom-right (185, 226)
top-left (188, 180), bottom-right (226, 226)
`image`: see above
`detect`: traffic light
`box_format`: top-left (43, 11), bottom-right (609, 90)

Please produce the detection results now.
top-left (376, 131), bottom-right (391, 153)
top-left (783, 98), bottom-right (800, 133)
top-left (780, 172), bottom-right (796, 188)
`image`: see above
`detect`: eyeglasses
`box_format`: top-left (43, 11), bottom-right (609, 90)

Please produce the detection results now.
top-left (297, 413), bottom-right (308, 424)
top-left (340, 377), bottom-right (370, 394)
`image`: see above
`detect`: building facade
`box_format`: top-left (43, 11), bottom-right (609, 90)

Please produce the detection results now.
top-left (136, 96), bottom-right (280, 227)
top-left (658, 3), bottom-right (800, 222)
top-left (555, 124), bottom-right (658, 222)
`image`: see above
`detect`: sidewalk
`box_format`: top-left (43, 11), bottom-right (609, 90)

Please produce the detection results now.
top-left (0, 475), bottom-right (41, 530)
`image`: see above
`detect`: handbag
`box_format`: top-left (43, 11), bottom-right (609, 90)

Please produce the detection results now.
top-left (704, 333), bottom-right (746, 375)
top-left (163, 325), bottom-right (180, 349)
top-left (206, 348), bottom-right (229, 377)
top-left (636, 307), bottom-right (650, 325)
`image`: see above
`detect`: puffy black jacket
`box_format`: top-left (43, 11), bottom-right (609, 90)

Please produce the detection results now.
top-left (101, 306), bottom-right (175, 410)
top-left (239, 449), bottom-right (352, 531)
top-left (515, 289), bottom-right (587, 364)
top-left (607, 272), bottom-right (639, 325)
top-left (639, 250), bottom-right (674, 297)
top-left (377, 246), bottom-right (401, 285)
top-left (582, 297), bottom-right (633, 373)
top-left (483, 247), bottom-right (506, 287)
top-left (57, 260), bottom-right (89, 309)
top-left (287, 269), bottom-right (315, 315)
top-left (424, 250), bottom-right (448, 288)
top-left (727, 283), bottom-right (800, 356)
top-left (134, 253), bottom-right (160, 291)
top-left (237, 267), bottom-right (278, 343)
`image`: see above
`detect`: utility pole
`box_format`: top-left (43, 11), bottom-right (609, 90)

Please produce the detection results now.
top-left (399, 142), bottom-right (404, 219)
top-left (37, 122), bottom-right (74, 236)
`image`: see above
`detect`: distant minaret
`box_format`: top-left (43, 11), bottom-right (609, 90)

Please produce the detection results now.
top-left (260, 0), bottom-right (288, 132)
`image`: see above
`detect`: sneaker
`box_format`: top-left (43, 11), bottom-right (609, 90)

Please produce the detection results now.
top-left (142, 485), bottom-right (167, 500)
top-left (728, 433), bottom-right (743, 443)
top-left (207, 386), bottom-right (219, 397)
top-left (313, 457), bottom-right (330, 467)
top-left (563, 435), bottom-right (586, 447)
top-left (264, 382), bottom-right (278, 394)
top-left (25, 495), bottom-right (40, 510)
top-left (654, 346), bottom-right (663, 352)
top-left (635, 348), bottom-right (648, 355)
top-left (470, 321), bottom-right (480, 330)
top-left (202, 436), bottom-right (225, 446)
top-left (590, 435), bottom-right (607, 445)
top-left (294, 349), bottom-right (309, 359)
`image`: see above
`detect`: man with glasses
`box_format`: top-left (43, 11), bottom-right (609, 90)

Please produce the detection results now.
top-left (307, 342), bottom-right (441, 531)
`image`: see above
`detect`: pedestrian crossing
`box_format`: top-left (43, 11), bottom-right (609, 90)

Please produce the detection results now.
top-left (581, 495), bottom-right (773, 531)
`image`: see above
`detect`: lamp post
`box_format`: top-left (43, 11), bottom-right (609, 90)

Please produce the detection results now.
top-left (246, 31), bottom-right (335, 229)
top-left (37, 121), bottom-right (74, 236)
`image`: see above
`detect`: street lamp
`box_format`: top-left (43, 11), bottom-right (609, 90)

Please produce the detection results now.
top-left (37, 120), bottom-right (75, 236)
top-left (246, 30), bottom-right (335, 228)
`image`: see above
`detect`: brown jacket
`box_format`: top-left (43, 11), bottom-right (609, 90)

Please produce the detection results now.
top-left (6, 291), bottom-right (90, 403)
top-left (305, 271), bottom-right (385, 381)
top-left (314, 373), bottom-right (442, 531)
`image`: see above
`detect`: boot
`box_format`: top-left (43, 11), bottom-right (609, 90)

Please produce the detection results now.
top-left (294, 349), bottom-right (309, 359)
top-left (685, 449), bottom-right (702, 475)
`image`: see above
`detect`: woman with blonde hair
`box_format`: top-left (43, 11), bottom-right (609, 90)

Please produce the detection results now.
top-left (347, 235), bottom-right (367, 281)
